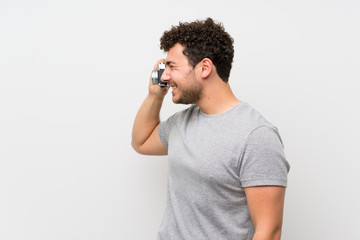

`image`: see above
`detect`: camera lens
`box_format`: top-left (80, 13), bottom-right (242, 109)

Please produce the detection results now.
top-left (151, 70), bottom-right (159, 85)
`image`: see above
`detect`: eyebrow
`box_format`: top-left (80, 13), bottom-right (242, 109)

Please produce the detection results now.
top-left (165, 61), bottom-right (176, 66)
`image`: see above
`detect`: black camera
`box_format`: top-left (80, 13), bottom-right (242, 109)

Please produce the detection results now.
top-left (151, 62), bottom-right (168, 86)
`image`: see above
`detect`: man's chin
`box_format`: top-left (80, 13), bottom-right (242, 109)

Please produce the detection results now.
top-left (172, 98), bottom-right (182, 104)
top-left (172, 94), bottom-right (196, 105)
top-left (172, 97), bottom-right (185, 104)
top-left (172, 98), bottom-right (193, 105)
top-left (172, 95), bottom-right (181, 104)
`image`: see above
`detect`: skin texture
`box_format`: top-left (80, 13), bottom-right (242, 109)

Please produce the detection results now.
top-left (162, 44), bottom-right (203, 104)
top-left (245, 186), bottom-right (286, 240)
top-left (131, 43), bottom-right (286, 240)
top-left (131, 59), bottom-right (168, 156)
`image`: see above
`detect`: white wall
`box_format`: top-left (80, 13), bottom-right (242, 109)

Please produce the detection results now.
top-left (1, 0), bottom-right (359, 239)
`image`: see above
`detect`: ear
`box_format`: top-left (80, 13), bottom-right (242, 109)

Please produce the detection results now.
top-left (199, 58), bottom-right (213, 79)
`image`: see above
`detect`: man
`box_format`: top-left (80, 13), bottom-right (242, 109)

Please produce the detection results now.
top-left (132, 18), bottom-right (290, 240)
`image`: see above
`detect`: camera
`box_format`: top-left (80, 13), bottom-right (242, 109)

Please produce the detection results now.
top-left (152, 62), bottom-right (168, 86)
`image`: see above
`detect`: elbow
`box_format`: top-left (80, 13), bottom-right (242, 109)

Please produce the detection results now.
top-left (253, 226), bottom-right (282, 240)
top-left (131, 140), bottom-right (141, 154)
top-left (271, 227), bottom-right (282, 240)
top-left (131, 140), bottom-right (147, 155)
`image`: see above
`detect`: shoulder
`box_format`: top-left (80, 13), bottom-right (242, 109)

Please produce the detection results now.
top-left (231, 102), bottom-right (277, 135)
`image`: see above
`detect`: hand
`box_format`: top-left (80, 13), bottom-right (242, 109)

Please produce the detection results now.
top-left (148, 59), bottom-right (169, 98)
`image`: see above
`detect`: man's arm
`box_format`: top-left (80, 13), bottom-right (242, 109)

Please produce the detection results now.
top-left (131, 60), bottom-right (169, 155)
top-left (244, 186), bottom-right (286, 240)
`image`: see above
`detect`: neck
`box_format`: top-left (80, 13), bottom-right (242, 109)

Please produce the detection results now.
top-left (196, 78), bottom-right (240, 115)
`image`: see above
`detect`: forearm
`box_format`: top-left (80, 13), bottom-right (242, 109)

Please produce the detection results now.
top-left (131, 94), bottom-right (164, 149)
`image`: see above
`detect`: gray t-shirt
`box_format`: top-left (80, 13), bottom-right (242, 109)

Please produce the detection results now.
top-left (157, 102), bottom-right (290, 240)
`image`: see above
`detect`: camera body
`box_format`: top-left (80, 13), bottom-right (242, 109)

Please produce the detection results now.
top-left (152, 62), bottom-right (168, 86)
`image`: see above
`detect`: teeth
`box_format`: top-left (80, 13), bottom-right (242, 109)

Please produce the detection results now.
top-left (170, 82), bottom-right (177, 89)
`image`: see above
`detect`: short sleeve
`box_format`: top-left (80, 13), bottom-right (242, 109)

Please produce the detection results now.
top-left (239, 126), bottom-right (290, 188)
top-left (158, 114), bottom-right (176, 149)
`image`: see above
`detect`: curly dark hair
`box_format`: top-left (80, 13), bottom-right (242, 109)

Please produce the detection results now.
top-left (160, 18), bottom-right (234, 82)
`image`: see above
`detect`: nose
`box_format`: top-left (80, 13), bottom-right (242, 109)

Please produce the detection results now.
top-left (161, 66), bottom-right (171, 82)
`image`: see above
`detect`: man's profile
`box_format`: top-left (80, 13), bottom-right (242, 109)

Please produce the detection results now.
top-left (132, 18), bottom-right (290, 240)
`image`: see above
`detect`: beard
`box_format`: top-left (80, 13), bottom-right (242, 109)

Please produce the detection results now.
top-left (172, 74), bottom-right (203, 104)
top-left (174, 86), bottom-right (202, 104)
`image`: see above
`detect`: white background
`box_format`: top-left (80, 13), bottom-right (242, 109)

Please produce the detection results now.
top-left (1, 0), bottom-right (359, 239)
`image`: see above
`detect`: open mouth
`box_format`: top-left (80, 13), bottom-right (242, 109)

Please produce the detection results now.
top-left (170, 84), bottom-right (177, 95)
top-left (170, 82), bottom-right (177, 90)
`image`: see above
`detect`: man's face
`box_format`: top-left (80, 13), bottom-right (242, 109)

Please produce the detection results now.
top-left (161, 43), bottom-right (203, 104)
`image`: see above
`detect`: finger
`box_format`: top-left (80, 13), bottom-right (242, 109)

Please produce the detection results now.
top-left (153, 58), bottom-right (165, 69)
